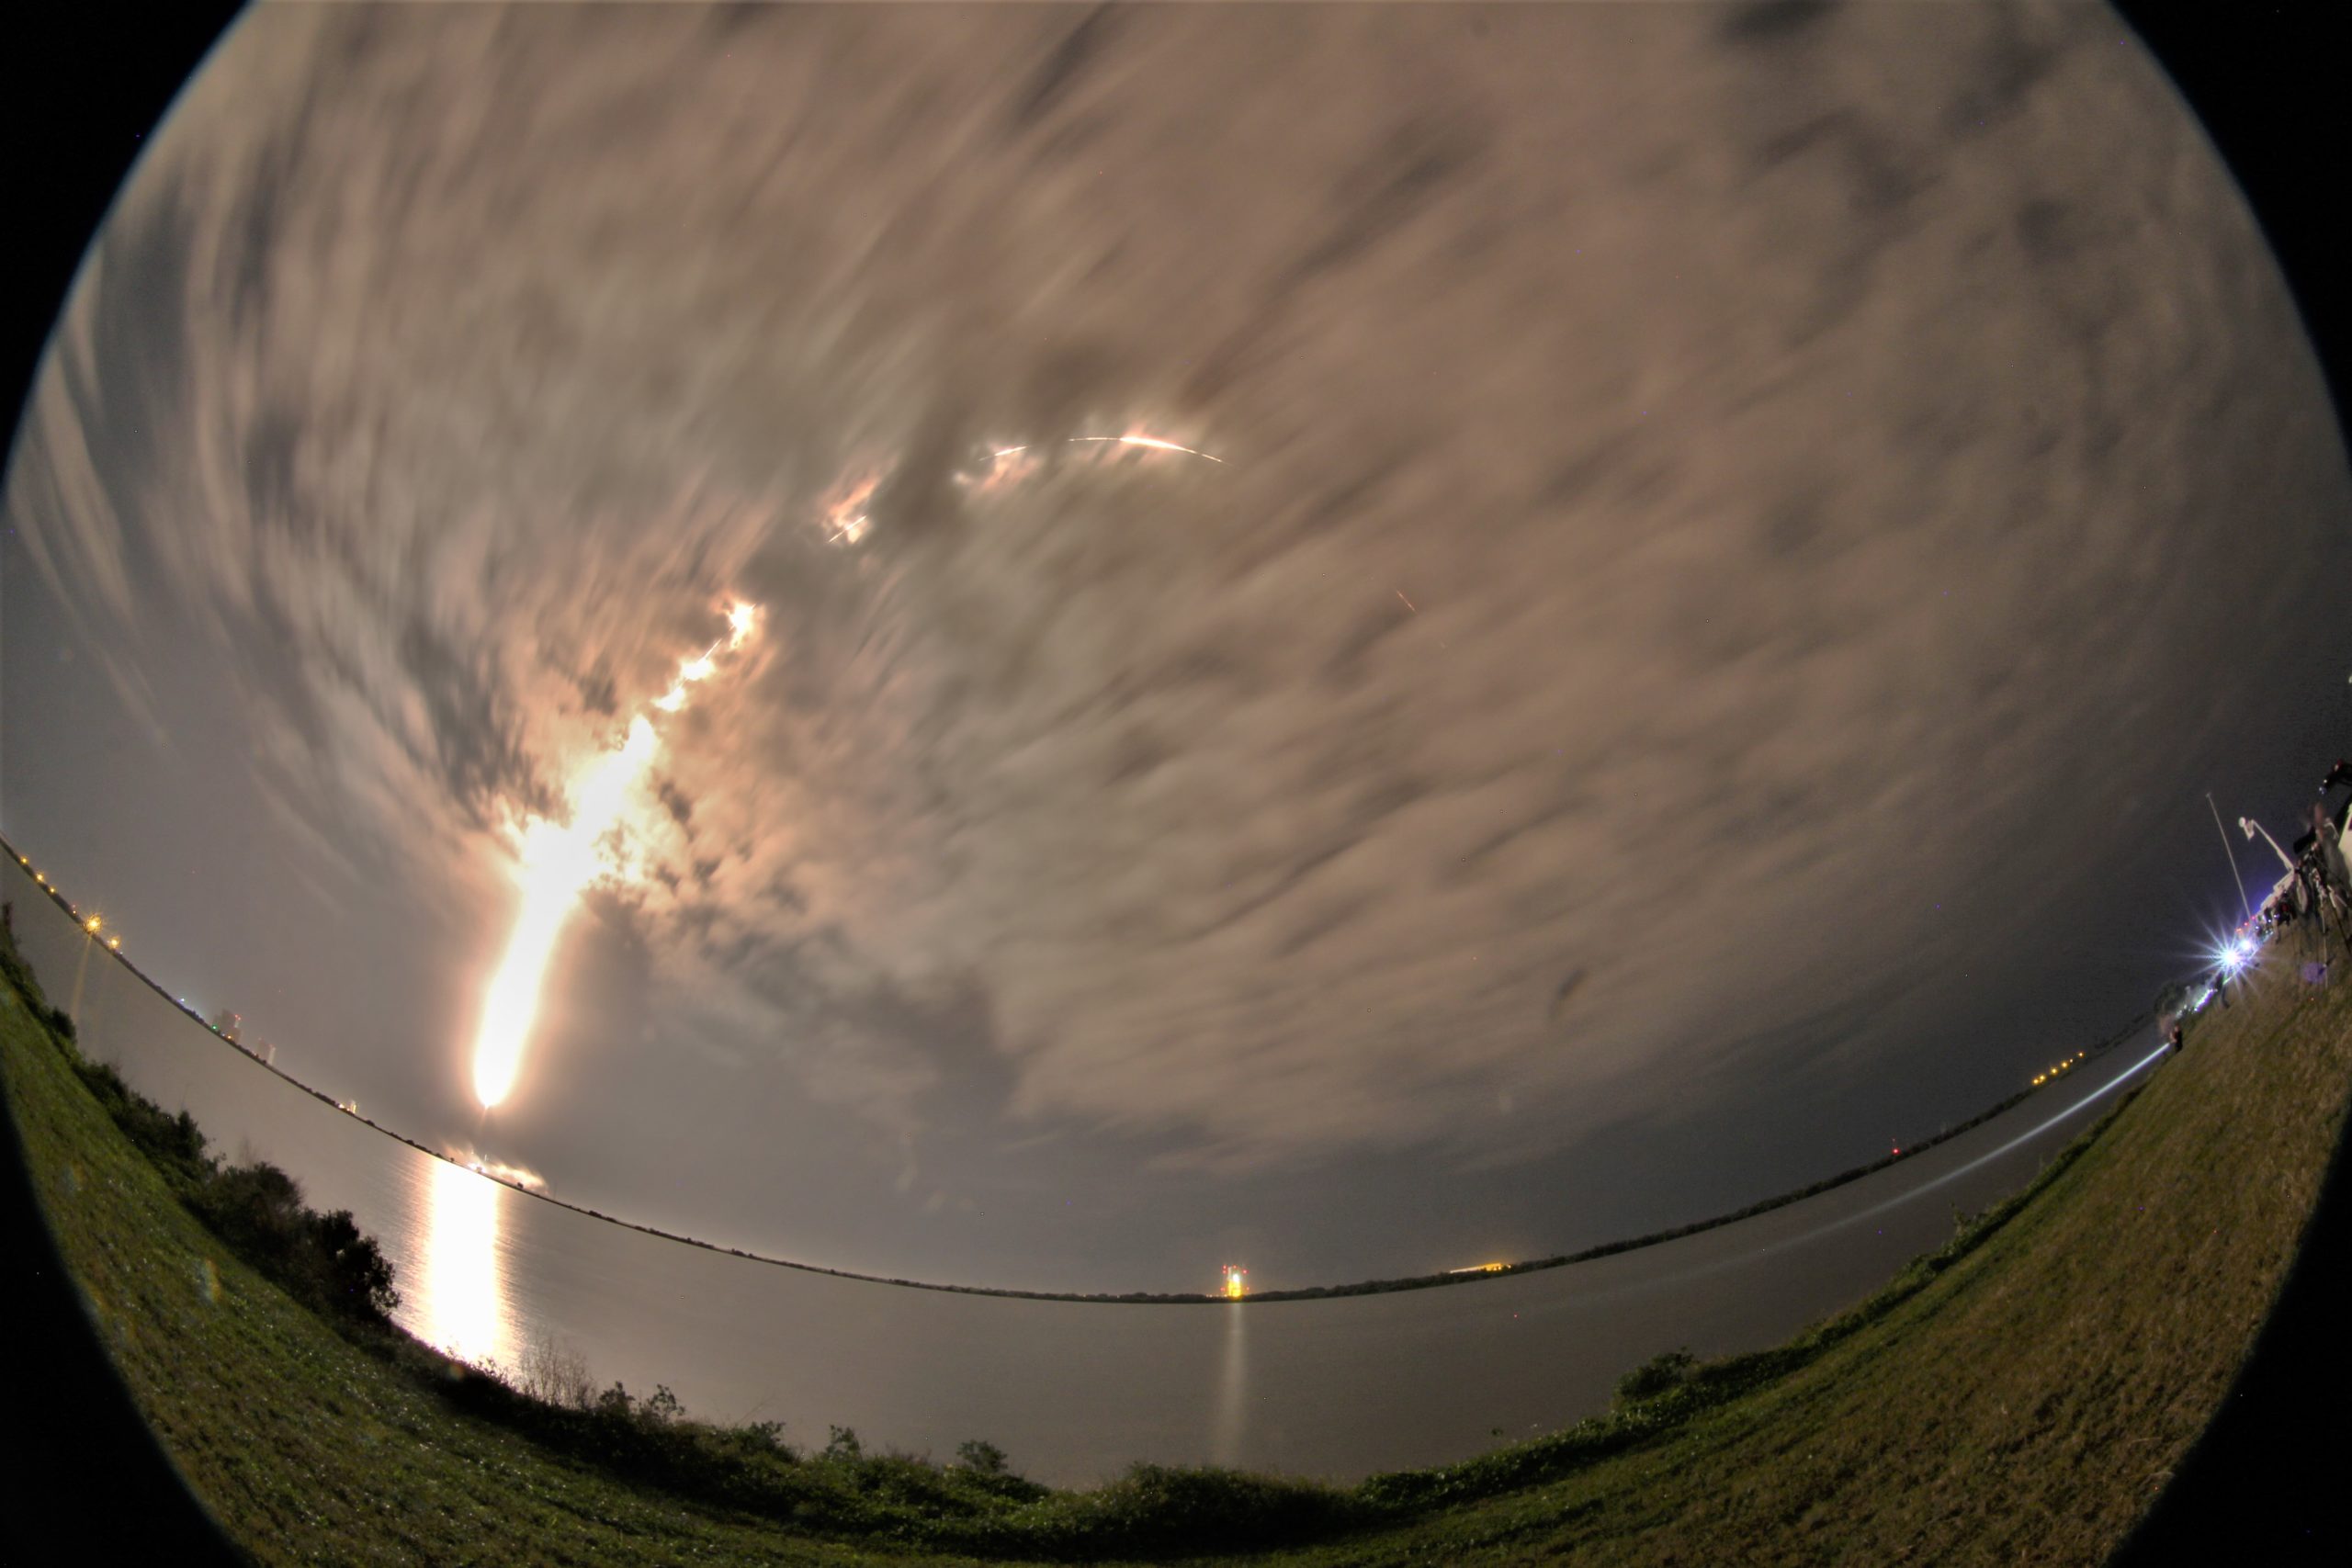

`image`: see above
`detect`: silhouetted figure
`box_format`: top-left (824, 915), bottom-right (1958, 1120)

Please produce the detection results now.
top-left (2309, 801), bottom-right (2352, 903)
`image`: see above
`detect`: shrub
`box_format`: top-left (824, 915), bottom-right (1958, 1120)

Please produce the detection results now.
top-left (956, 1438), bottom-right (1010, 1476)
top-left (514, 1328), bottom-right (595, 1410)
top-left (187, 1160), bottom-right (398, 1325)
top-left (731, 1419), bottom-right (790, 1456)
top-left (196, 1161), bottom-right (308, 1257)
top-left (1614, 1348), bottom-right (1697, 1405)
top-left (1045, 1462), bottom-right (1369, 1557)
top-left (823, 1425), bottom-right (865, 1462)
top-left (311, 1207), bottom-right (401, 1319)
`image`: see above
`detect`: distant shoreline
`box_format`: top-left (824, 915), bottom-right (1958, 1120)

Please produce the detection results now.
top-left (0, 834), bottom-right (2155, 1305)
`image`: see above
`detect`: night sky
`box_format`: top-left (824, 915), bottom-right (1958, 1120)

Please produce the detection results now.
top-left (5, 3), bottom-right (2348, 1296)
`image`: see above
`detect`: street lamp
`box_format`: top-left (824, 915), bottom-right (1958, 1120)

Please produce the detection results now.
top-left (2239, 818), bottom-right (2299, 875)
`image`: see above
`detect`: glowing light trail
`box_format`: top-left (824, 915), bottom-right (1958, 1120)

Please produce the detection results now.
top-left (469, 604), bottom-right (760, 1109)
top-left (988, 434), bottom-right (1227, 465)
top-left (1549, 1038), bottom-right (2175, 1313)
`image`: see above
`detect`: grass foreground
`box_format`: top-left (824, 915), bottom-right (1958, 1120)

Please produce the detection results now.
top-left (4, 927), bottom-right (2348, 1564)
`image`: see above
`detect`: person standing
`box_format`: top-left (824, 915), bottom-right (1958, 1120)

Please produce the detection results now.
top-left (2311, 800), bottom-right (2352, 905)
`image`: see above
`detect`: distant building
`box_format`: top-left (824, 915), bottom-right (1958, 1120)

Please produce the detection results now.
top-left (1222, 1265), bottom-right (1248, 1300)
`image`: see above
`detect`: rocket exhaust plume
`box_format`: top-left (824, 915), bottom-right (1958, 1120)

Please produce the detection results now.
top-left (469, 604), bottom-right (760, 1109)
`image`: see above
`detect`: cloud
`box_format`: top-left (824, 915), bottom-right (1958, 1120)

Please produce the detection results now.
top-left (6, 2), bottom-right (2345, 1181)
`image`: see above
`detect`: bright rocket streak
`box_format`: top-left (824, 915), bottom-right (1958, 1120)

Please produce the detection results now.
top-left (470, 604), bottom-right (760, 1109)
top-left (469, 716), bottom-right (657, 1109)
top-left (990, 434), bottom-right (1227, 464)
top-left (654, 606), bottom-right (757, 711)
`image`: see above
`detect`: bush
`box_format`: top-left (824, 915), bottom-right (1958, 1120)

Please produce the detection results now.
top-left (1614, 1348), bottom-right (1697, 1405)
top-left (823, 1425), bottom-right (864, 1462)
top-left (514, 1328), bottom-right (595, 1410)
top-left (310, 1206), bottom-right (401, 1320)
top-left (186, 1160), bottom-right (398, 1324)
top-left (1038, 1462), bottom-right (1369, 1557)
top-left (731, 1419), bottom-right (790, 1456)
top-left (956, 1438), bottom-right (1010, 1476)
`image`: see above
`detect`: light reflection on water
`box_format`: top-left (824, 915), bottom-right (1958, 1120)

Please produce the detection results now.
top-left (8, 867), bottom-right (2168, 1485)
top-left (416, 1156), bottom-right (513, 1372)
top-left (1210, 1303), bottom-right (1248, 1467)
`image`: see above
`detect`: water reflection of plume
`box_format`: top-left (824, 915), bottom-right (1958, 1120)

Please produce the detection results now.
top-left (1209, 1303), bottom-right (1249, 1468)
top-left (420, 1156), bottom-right (513, 1372)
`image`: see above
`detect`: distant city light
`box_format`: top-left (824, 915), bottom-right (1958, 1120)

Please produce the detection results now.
top-left (1223, 1265), bottom-right (1249, 1300)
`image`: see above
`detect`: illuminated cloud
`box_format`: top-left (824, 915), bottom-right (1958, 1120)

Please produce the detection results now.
top-left (6, 1), bottom-right (2346, 1212)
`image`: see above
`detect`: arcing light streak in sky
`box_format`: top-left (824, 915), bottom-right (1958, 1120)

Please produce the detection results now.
top-left (839, 431), bottom-right (1226, 543)
top-left (469, 604), bottom-right (760, 1109)
top-left (1547, 1039), bottom-right (2175, 1312)
top-left (989, 433), bottom-right (1227, 465)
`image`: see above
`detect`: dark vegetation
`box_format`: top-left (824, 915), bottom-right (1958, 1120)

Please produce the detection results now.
top-left (0, 931), bottom-right (399, 1328)
top-left (71, 1054), bottom-right (399, 1325)
top-left (6, 910), bottom-right (2128, 1562)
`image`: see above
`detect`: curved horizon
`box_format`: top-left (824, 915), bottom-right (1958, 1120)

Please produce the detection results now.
top-left (2, 836), bottom-right (2165, 1306)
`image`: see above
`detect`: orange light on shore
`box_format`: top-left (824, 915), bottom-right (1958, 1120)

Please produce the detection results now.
top-left (1222, 1265), bottom-right (1249, 1300)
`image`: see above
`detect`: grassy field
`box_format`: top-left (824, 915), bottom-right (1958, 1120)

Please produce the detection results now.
top-left (4, 928), bottom-right (2346, 1565)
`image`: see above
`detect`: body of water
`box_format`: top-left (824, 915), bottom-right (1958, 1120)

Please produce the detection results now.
top-left (8, 870), bottom-right (2165, 1485)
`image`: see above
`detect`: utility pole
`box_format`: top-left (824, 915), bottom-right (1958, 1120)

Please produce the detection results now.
top-left (2239, 816), bottom-right (2300, 876)
top-left (2208, 793), bottom-right (2250, 922)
